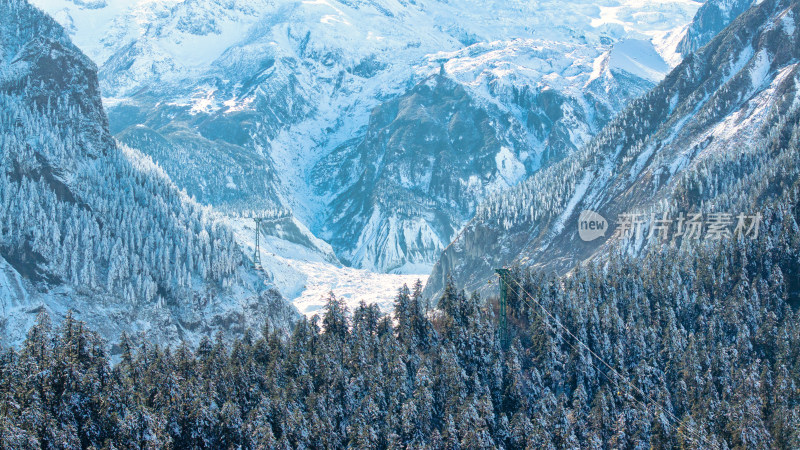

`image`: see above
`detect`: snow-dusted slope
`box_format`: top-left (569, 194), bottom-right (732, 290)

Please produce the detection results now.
top-left (0, 0), bottom-right (297, 348)
top-left (29, 0), bottom-right (704, 275)
top-left (426, 0), bottom-right (800, 299)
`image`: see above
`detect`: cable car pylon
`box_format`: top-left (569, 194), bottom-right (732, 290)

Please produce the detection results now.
top-left (252, 217), bottom-right (264, 271)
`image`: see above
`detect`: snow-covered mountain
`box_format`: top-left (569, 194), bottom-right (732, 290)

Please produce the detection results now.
top-left (425, 0), bottom-right (800, 299)
top-left (30, 0), bottom-right (704, 274)
top-left (0, 0), bottom-right (297, 347)
top-left (311, 41), bottom-right (662, 273)
top-left (678, 0), bottom-right (759, 56)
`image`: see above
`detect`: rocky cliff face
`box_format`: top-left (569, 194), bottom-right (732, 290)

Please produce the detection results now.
top-left (0, 0), bottom-right (297, 347)
top-left (314, 48), bottom-right (661, 273)
top-left (678, 0), bottom-right (759, 56)
top-left (426, 0), bottom-right (800, 300)
top-left (313, 74), bottom-right (533, 273)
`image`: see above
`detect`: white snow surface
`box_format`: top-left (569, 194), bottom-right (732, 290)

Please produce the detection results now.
top-left (606, 39), bottom-right (671, 82)
top-left (291, 261), bottom-right (426, 318)
top-left (782, 10), bottom-right (796, 36)
top-left (750, 49), bottom-right (772, 90)
top-left (495, 146), bottom-right (527, 186)
top-left (225, 215), bottom-right (428, 318)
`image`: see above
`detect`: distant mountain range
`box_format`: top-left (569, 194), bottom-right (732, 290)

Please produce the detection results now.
top-left (31, 0), bottom-right (704, 274)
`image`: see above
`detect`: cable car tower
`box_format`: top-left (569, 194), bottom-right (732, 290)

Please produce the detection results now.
top-left (495, 268), bottom-right (511, 349)
top-left (252, 217), bottom-right (264, 271)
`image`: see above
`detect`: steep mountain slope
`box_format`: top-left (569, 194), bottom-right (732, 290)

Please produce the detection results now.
top-left (313, 38), bottom-right (671, 273)
top-left (426, 0), bottom-right (800, 298)
top-left (0, 0), bottom-right (296, 347)
top-left (678, 0), bottom-right (759, 56)
top-left (312, 74), bottom-right (533, 273)
top-left (31, 0), bottom-right (703, 273)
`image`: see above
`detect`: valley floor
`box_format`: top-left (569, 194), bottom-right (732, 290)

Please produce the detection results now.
top-left (226, 216), bottom-right (428, 318)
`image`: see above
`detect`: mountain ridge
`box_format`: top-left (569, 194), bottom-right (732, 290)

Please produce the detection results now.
top-left (425, 0), bottom-right (800, 299)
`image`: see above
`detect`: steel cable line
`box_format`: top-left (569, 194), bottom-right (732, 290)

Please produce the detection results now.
top-left (500, 274), bottom-right (716, 448)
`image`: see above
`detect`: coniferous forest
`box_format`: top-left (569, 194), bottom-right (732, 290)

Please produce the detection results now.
top-left (2, 194), bottom-right (798, 449)
top-left (4, 0), bottom-right (800, 448)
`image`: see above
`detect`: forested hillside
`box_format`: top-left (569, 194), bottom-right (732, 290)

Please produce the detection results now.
top-left (0, 0), bottom-right (296, 346)
top-left (427, 0), bottom-right (800, 299)
top-left (2, 189), bottom-right (798, 448)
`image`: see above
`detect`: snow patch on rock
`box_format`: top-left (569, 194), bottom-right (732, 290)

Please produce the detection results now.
top-left (749, 49), bottom-right (772, 90)
top-left (0, 256), bottom-right (29, 316)
top-left (495, 146), bottom-right (526, 186)
top-left (607, 39), bottom-right (671, 83)
top-left (781, 10), bottom-right (796, 36)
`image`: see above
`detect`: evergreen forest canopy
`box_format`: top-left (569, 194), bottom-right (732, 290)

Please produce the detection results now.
top-left (1, 192), bottom-right (799, 449)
